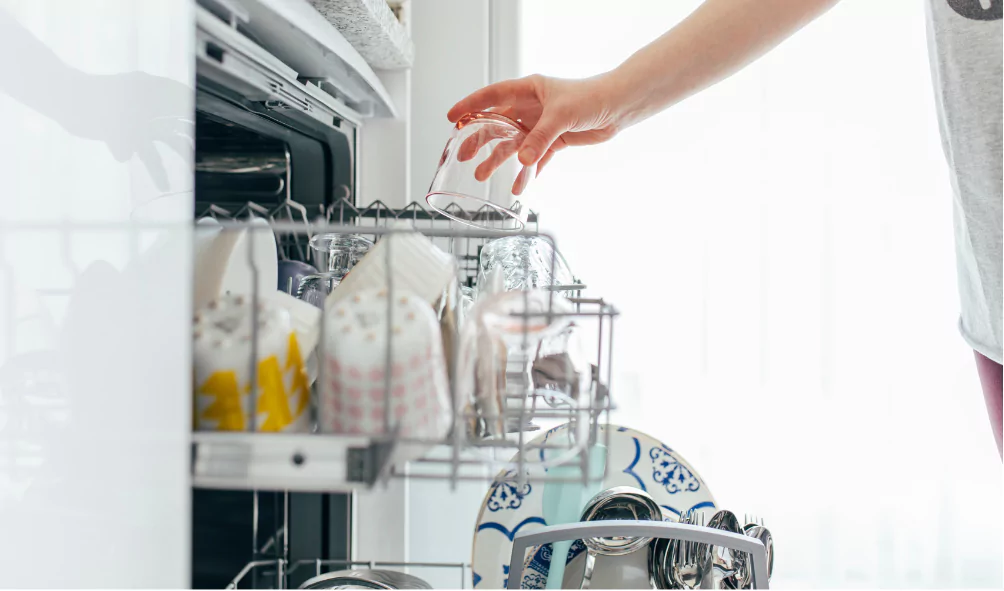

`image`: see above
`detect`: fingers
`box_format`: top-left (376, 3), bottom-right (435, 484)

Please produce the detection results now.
top-left (458, 124), bottom-right (512, 162)
top-left (536, 149), bottom-right (557, 176)
top-left (447, 77), bottom-right (535, 122)
top-left (474, 139), bottom-right (520, 181)
top-left (517, 110), bottom-right (566, 166)
top-left (512, 163), bottom-right (533, 196)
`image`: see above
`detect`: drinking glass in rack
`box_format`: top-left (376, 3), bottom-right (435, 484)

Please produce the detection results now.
top-left (476, 235), bottom-right (578, 299)
top-left (296, 233), bottom-right (373, 308)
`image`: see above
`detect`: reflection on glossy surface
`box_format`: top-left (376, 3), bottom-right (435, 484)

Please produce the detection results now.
top-left (0, 5), bottom-right (193, 196)
top-left (664, 510), bottom-right (710, 589)
top-left (704, 510), bottom-right (746, 589)
top-left (0, 1), bottom-right (194, 586)
top-left (740, 524), bottom-right (773, 587)
top-left (580, 486), bottom-right (663, 556)
top-left (579, 486), bottom-right (662, 590)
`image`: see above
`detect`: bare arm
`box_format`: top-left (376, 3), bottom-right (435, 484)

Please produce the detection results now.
top-left (610, 0), bottom-right (841, 128)
top-left (448, 0), bottom-right (841, 170)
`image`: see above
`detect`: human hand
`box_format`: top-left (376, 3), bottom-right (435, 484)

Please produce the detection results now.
top-left (446, 73), bottom-right (627, 179)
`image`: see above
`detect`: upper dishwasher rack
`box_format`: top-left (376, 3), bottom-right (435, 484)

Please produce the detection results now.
top-left (188, 199), bottom-right (617, 492)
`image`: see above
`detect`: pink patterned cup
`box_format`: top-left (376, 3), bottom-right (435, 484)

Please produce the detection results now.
top-left (319, 288), bottom-right (451, 445)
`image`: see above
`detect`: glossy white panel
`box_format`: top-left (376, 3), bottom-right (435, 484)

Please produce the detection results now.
top-left (0, 0), bottom-right (194, 586)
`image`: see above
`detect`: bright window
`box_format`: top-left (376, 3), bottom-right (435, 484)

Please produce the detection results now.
top-left (521, 0), bottom-right (1003, 587)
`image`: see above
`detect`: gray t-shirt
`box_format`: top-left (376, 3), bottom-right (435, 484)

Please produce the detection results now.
top-left (926, 0), bottom-right (1003, 363)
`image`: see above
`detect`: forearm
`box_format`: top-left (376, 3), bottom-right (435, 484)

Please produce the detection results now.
top-left (609, 0), bottom-right (840, 127)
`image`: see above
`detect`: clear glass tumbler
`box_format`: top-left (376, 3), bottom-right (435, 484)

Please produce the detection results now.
top-left (426, 112), bottom-right (536, 231)
top-left (295, 233), bottom-right (373, 308)
top-left (476, 235), bottom-right (578, 299)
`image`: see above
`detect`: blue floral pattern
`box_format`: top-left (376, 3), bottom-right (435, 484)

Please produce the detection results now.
top-left (522, 572), bottom-right (547, 588)
top-left (650, 446), bottom-right (701, 494)
top-left (473, 425), bottom-right (716, 589)
top-left (520, 540), bottom-right (588, 589)
top-left (621, 437), bottom-right (647, 492)
top-left (487, 472), bottom-right (532, 512)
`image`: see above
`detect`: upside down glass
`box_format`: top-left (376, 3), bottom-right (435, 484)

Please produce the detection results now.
top-left (426, 112), bottom-right (537, 231)
top-left (476, 235), bottom-right (578, 299)
top-left (295, 233), bottom-right (373, 308)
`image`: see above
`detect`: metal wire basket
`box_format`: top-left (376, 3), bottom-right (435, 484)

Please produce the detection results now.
top-left (188, 198), bottom-right (617, 492)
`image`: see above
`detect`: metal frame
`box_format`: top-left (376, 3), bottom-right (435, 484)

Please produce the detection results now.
top-left (183, 197), bottom-right (618, 491)
top-left (506, 521), bottom-right (770, 590)
top-left (227, 558), bottom-right (470, 589)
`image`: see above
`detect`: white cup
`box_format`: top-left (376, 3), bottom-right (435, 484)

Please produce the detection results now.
top-left (193, 294), bottom-right (312, 432)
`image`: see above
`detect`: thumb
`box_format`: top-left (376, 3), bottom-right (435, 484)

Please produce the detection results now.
top-left (518, 110), bottom-right (566, 166)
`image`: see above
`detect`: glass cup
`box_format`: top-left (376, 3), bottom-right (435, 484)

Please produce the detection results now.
top-left (309, 233), bottom-right (373, 276)
top-left (295, 233), bottom-right (373, 308)
top-left (476, 235), bottom-right (579, 299)
top-left (426, 112), bottom-right (536, 231)
top-left (474, 290), bottom-right (575, 435)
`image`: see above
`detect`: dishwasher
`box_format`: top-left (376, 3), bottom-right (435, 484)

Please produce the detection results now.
top-left (0, 0), bottom-right (770, 588)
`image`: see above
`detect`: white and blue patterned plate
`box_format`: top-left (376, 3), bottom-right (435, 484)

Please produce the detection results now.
top-left (471, 423), bottom-right (717, 589)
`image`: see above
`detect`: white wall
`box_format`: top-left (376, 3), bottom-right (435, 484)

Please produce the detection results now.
top-left (359, 67), bottom-right (411, 207)
top-left (408, 0), bottom-right (492, 206)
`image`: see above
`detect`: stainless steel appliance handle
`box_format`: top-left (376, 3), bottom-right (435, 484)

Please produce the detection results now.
top-left (506, 520), bottom-right (770, 590)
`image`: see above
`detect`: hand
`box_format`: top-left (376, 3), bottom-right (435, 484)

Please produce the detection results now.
top-left (447, 73), bottom-right (627, 178)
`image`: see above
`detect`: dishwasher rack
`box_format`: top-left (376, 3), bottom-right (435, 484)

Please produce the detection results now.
top-left (188, 209), bottom-right (618, 491)
top-left (0, 214), bottom-right (616, 495)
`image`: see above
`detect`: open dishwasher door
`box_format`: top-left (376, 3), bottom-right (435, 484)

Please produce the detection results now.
top-left (0, 0), bottom-right (196, 587)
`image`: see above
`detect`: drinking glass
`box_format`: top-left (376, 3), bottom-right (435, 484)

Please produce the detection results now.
top-left (476, 235), bottom-right (579, 299)
top-left (426, 112), bottom-right (536, 231)
top-left (478, 290), bottom-right (575, 433)
top-left (308, 233), bottom-right (373, 276)
top-left (295, 233), bottom-right (373, 308)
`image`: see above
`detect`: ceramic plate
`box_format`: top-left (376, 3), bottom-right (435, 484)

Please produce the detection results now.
top-left (193, 216), bottom-right (279, 309)
top-left (471, 423), bottom-right (716, 589)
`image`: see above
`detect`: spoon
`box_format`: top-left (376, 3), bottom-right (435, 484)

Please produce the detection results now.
top-left (688, 510), bottom-right (748, 589)
top-left (739, 524), bottom-right (773, 588)
top-left (666, 509), bottom-right (711, 589)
